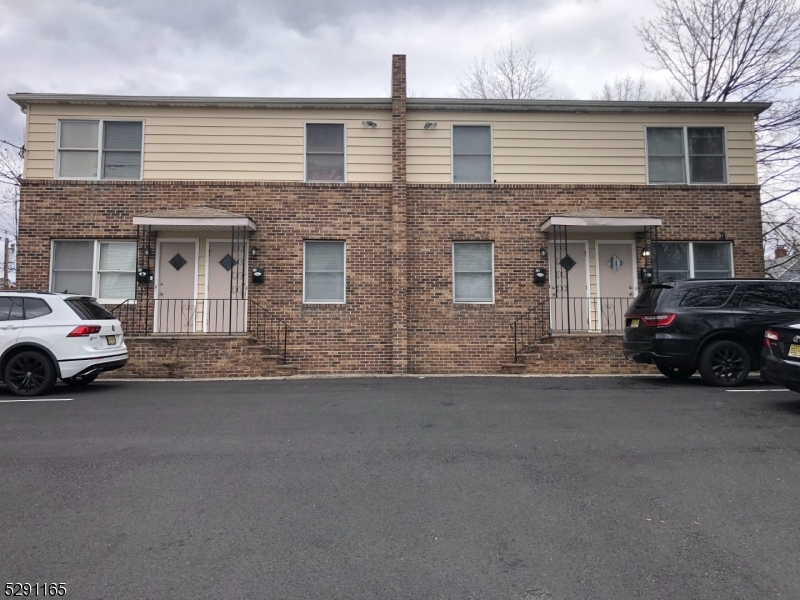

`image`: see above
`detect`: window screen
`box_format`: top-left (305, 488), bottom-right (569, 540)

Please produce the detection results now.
top-left (306, 124), bottom-right (345, 182)
top-left (647, 128), bottom-right (685, 183)
top-left (454, 242), bottom-right (493, 302)
top-left (304, 241), bottom-right (345, 302)
top-left (453, 126), bottom-right (492, 183)
top-left (739, 284), bottom-right (794, 310)
top-left (103, 122), bottom-right (143, 179)
top-left (688, 127), bottom-right (726, 184)
top-left (0, 297), bottom-right (24, 321)
top-left (693, 242), bottom-right (731, 278)
top-left (52, 241), bottom-right (94, 295)
top-left (654, 243), bottom-right (690, 281)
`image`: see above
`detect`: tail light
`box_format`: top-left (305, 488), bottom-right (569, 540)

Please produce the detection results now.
top-left (67, 325), bottom-right (102, 337)
top-left (640, 313), bottom-right (677, 327)
top-left (764, 330), bottom-right (779, 348)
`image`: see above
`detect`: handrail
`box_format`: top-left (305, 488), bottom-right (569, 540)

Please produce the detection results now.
top-left (109, 298), bottom-right (291, 364)
top-left (510, 298), bottom-right (550, 362)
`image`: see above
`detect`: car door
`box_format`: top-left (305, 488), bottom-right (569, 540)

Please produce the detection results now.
top-left (733, 283), bottom-right (798, 357)
top-left (0, 297), bottom-right (25, 355)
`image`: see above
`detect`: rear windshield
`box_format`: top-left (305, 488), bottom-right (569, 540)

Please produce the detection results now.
top-left (66, 298), bottom-right (115, 320)
top-left (629, 286), bottom-right (672, 313)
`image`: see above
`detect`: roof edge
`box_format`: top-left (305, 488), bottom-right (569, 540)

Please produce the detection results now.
top-left (8, 93), bottom-right (771, 115)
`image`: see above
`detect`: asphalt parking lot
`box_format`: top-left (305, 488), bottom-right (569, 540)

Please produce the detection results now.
top-left (1, 375), bottom-right (800, 600)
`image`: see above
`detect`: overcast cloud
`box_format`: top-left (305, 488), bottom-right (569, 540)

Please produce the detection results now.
top-left (0, 0), bottom-right (666, 145)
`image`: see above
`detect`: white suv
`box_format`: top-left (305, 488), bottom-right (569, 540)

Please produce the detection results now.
top-left (0, 292), bottom-right (128, 396)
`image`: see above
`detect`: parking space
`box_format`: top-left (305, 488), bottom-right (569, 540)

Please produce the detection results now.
top-left (2, 376), bottom-right (800, 599)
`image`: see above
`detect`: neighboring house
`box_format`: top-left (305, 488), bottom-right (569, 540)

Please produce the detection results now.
top-left (8, 55), bottom-right (768, 377)
top-left (765, 248), bottom-right (800, 281)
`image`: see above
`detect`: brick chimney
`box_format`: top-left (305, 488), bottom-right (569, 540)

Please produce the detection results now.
top-left (390, 55), bottom-right (408, 373)
top-left (775, 246), bottom-right (789, 259)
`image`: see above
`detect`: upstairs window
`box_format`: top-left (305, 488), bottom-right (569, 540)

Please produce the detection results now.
top-left (452, 125), bottom-right (492, 183)
top-left (306, 124), bottom-right (345, 182)
top-left (57, 120), bottom-right (143, 180)
top-left (646, 127), bottom-right (726, 184)
top-left (654, 242), bottom-right (733, 282)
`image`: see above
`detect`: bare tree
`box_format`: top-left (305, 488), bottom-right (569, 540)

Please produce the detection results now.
top-left (592, 74), bottom-right (686, 101)
top-left (636, 0), bottom-right (800, 245)
top-left (0, 140), bottom-right (21, 283)
top-left (457, 39), bottom-right (552, 100)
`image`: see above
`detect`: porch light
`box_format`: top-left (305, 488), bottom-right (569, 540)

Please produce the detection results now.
top-left (250, 247), bottom-right (258, 257)
top-left (539, 247), bottom-right (547, 258)
top-left (642, 246), bottom-right (652, 257)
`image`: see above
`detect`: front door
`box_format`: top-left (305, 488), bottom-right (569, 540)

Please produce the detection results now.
top-left (549, 241), bottom-right (589, 331)
top-left (206, 241), bottom-right (246, 333)
top-left (155, 241), bottom-right (197, 333)
top-left (596, 242), bottom-right (636, 331)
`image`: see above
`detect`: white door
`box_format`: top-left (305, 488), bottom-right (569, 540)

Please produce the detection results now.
top-left (596, 242), bottom-right (636, 331)
top-left (155, 241), bottom-right (197, 333)
top-left (206, 241), bottom-right (246, 333)
top-left (549, 241), bottom-right (589, 331)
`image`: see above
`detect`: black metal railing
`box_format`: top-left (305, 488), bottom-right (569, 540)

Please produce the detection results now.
top-left (511, 296), bottom-right (636, 362)
top-left (111, 298), bottom-right (291, 364)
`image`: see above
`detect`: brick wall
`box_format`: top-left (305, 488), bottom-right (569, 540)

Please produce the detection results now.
top-left (17, 180), bottom-right (763, 375)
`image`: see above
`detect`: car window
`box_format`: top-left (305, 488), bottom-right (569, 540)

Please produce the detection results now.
top-left (677, 284), bottom-right (737, 308)
top-left (65, 298), bottom-right (114, 320)
top-left (0, 297), bottom-right (24, 321)
top-left (790, 283), bottom-right (800, 309)
top-left (739, 284), bottom-right (794, 310)
top-left (23, 298), bottom-right (52, 319)
top-left (629, 286), bottom-right (672, 312)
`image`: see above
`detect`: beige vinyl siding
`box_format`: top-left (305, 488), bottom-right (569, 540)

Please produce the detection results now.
top-left (24, 105), bottom-right (392, 182)
top-left (406, 111), bottom-right (758, 185)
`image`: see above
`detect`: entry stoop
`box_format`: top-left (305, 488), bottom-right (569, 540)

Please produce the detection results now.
top-left (502, 334), bottom-right (657, 375)
top-left (103, 335), bottom-right (298, 379)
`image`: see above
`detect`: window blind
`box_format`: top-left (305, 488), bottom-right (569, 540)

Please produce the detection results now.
top-left (453, 126), bottom-right (491, 183)
top-left (306, 124), bottom-right (345, 182)
top-left (454, 242), bottom-right (493, 302)
top-left (305, 241), bottom-right (345, 302)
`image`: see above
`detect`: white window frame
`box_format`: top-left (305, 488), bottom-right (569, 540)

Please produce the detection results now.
top-left (304, 122), bottom-right (347, 183)
top-left (453, 241), bottom-right (495, 304)
top-left (49, 239), bottom-right (138, 303)
top-left (55, 119), bottom-right (145, 181)
top-left (645, 126), bottom-right (728, 185)
top-left (655, 241), bottom-right (735, 279)
top-left (451, 124), bottom-right (494, 184)
top-left (303, 240), bottom-right (346, 304)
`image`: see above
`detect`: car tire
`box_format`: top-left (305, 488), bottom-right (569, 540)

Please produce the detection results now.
top-left (4, 350), bottom-right (57, 397)
top-left (657, 364), bottom-right (696, 380)
top-left (698, 340), bottom-right (751, 387)
top-left (62, 372), bottom-right (99, 388)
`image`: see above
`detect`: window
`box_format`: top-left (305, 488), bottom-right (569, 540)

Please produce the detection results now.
top-left (66, 298), bottom-right (115, 320)
top-left (51, 241), bottom-right (137, 302)
top-left (654, 242), bottom-right (733, 282)
top-left (452, 125), bottom-right (492, 183)
top-left (677, 284), bottom-right (737, 308)
top-left (305, 124), bottom-right (345, 182)
top-left (453, 242), bottom-right (494, 303)
top-left (646, 127), bottom-right (726, 184)
top-left (304, 241), bottom-right (345, 303)
top-left (0, 298), bottom-right (51, 321)
top-left (57, 120), bottom-right (143, 180)
top-left (739, 284), bottom-right (794, 310)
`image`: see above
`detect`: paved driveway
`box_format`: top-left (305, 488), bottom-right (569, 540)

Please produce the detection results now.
top-left (1, 376), bottom-right (799, 599)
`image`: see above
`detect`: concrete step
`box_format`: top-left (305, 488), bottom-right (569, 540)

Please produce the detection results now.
top-left (501, 363), bottom-right (526, 374)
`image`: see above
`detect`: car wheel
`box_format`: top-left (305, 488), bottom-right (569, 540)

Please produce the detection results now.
top-left (4, 350), bottom-right (57, 397)
top-left (698, 340), bottom-right (751, 387)
top-left (62, 372), bottom-right (99, 388)
top-left (657, 364), bottom-right (696, 380)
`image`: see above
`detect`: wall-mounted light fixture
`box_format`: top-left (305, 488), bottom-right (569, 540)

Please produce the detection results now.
top-left (720, 231), bottom-right (727, 240)
top-left (539, 247), bottom-right (548, 259)
top-left (642, 246), bottom-right (651, 257)
top-left (362, 120), bottom-right (377, 128)
top-left (250, 247), bottom-right (258, 258)
top-left (424, 122), bottom-right (437, 130)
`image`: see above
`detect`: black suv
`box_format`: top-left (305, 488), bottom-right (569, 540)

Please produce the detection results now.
top-left (623, 279), bottom-right (800, 386)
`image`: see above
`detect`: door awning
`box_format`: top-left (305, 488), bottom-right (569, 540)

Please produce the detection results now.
top-left (541, 211), bottom-right (661, 234)
top-left (132, 206), bottom-right (256, 231)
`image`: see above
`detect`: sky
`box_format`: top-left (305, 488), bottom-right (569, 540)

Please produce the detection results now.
top-left (0, 0), bottom-right (669, 145)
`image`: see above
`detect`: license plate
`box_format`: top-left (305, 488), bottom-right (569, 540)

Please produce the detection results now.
top-left (106, 335), bottom-right (116, 345)
top-left (789, 344), bottom-right (800, 358)
top-left (630, 319), bottom-right (640, 328)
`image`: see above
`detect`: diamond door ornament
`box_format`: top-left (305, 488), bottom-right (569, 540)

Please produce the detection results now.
top-left (218, 254), bottom-right (238, 272)
top-left (559, 254), bottom-right (577, 272)
top-left (168, 253), bottom-right (187, 271)
top-left (606, 254), bottom-right (623, 272)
